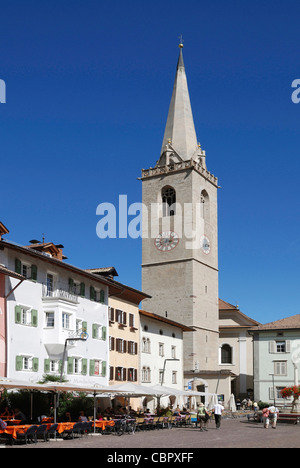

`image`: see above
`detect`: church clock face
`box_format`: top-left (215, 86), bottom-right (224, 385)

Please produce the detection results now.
top-left (155, 231), bottom-right (179, 252)
top-left (200, 235), bottom-right (211, 255)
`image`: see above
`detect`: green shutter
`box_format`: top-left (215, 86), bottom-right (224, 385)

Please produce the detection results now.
top-left (68, 278), bottom-right (74, 292)
top-left (80, 282), bottom-right (85, 297)
top-left (90, 286), bottom-right (95, 301)
top-left (102, 326), bottom-right (107, 341)
top-left (92, 324), bottom-right (97, 339)
top-left (82, 321), bottom-right (87, 333)
top-left (15, 305), bottom-right (22, 324)
top-left (32, 358), bottom-right (39, 372)
top-left (100, 290), bottom-right (105, 303)
top-left (31, 264), bottom-right (38, 281)
top-left (67, 357), bottom-right (73, 374)
top-left (44, 359), bottom-right (50, 373)
top-left (102, 361), bottom-right (106, 377)
top-left (89, 360), bottom-right (95, 376)
top-left (16, 356), bottom-right (23, 371)
top-left (31, 309), bottom-right (38, 327)
top-left (15, 259), bottom-right (22, 274)
top-left (82, 358), bottom-right (88, 375)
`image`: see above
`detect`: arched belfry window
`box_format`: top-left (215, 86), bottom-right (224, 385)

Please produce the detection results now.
top-left (200, 190), bottom-right (209, 221)
top-left (221, 344), bottom-right (232, 364)
top-left (162, 186), bottom-right (176, 217)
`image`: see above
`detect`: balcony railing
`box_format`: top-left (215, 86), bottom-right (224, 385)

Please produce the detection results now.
top-left (42, 283), bottom-right (79, 304)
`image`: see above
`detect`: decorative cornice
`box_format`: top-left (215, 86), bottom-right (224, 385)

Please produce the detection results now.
top-left (141, 158), bottom-right (219, 188)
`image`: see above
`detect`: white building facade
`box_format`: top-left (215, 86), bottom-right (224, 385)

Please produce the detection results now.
top-left (0, 234), bottom-right (123, 386)
top-left (139, 309), bottom-right (193, 409)
top-left (250, 315), bottom-right (300, 406)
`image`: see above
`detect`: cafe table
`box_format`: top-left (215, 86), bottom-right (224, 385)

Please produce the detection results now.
top-left (0, 424), bottom-right (33, 440)
top-left (93, 420), bottom-right (115, 431)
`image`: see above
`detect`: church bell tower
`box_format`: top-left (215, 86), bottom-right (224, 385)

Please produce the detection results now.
top-left (141, 43), bottom-right (220, 376)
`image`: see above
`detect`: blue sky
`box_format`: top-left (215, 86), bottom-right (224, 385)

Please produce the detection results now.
top-left (1, 0), bottom-right (299, 324)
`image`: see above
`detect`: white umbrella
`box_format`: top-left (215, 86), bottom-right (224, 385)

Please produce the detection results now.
top-left (208, 393), bottom-right (218, 410)
top-left (229, 394), bottom-right (236, 412)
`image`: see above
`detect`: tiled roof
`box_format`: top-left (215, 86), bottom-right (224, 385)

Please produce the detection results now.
top-left (0, 264), bottom-right (25, 281)
top-left (219, 299), bottom-right (238, 310)
top-left (250, 314), bottom-right (300, 331)
top-left (139, 309), bottom-right (194, 332)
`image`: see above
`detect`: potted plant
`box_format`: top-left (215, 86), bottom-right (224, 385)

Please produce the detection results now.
top-left (280, 386), bottom-right (300, 413)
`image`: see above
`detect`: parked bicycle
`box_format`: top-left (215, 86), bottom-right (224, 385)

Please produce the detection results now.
top-left (114, 416), bottom-right (136, 436)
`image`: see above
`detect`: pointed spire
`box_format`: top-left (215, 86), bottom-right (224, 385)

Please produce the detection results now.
top-left (159, 42), bottom-right (198, 163)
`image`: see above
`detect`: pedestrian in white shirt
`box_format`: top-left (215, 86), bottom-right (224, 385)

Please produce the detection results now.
top-left (213, 402), bottom-right (224, 429)
top-left (267, 405), bottom-right (279, 429)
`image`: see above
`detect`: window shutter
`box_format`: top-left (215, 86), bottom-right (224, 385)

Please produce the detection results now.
top-left (89, 360), bottom-right (95, 376)
top-left (123, 340), bottom-right (127, 353)
top-left (15, 305), bottom-right (22, 324)
top-left (109, 308), bottom-right (115, 321)
top-left (31, 265), bottom-right (38, 281)
top-left (286, 341), bottom-right (291, 353)
top-left (15, 259), bottom-right (22, 274)
top-left (92, 324), bottom-right (98, 339)
top-left (32, 358), bottom-right (39, 372)
top-left (31, 309), bottom-right (38, 327)
top-left (16, 356), bottom-right (23, 371)
top-left (134, 369), bottom-right (137, 382)
top-left (68, 278), bottom-right (74, 292)
top-left (67, 357), bottom-right (73, 374)
top-left (82, 321), bottom-right (87, 334)
top-left (80, 282), bottom-right (85, 297)
top-left (82, 359), bottom-right (88, 375)
top-left (135, 342), bottom-right (138, 355)
top-left (123, 368), bottom-right (127, 381)
top-left (269, 341), bottom-right (276, 353)
top-left (102, 361), bottom-right (106, 377)
top-left (44, 359), bottom-right (50, 373)
top-left (102, 326), bottom-right (107, 341)
top-left (100, 290), bottom-right (105, 303)
top-left (269, 386), bottom-right (275, 400)
top-left (111, 337), bottom-right (115, 350)
top-left (123, 312), bottom-right (127, 325)
top-left (110, 366), bottom-right (114, 381)
top-left (90, 286), bottom-right (95, 301)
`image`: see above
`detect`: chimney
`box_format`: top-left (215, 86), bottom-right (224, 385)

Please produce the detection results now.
top-left (27, 240), bottom-right (68, 260)
top-left (0, 222), bottom-right (9, 241)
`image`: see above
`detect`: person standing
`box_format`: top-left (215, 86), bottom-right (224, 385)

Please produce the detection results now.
top-left (197, 403), bottom-right (209, 432)
top-left (213, 401), bottom-right (224, 429)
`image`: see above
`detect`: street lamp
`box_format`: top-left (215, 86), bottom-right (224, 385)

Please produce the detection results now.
top-left (269, 373), bottom-right (276, 406)
top-left (160, 358), bottom-right (180, 386)
top-left (56, 333), bottom-right (88, 411)
top-left (59, 337), bottom-right (87, 384)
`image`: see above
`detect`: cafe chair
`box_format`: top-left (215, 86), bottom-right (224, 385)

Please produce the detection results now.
top-left (35, 424), bottom-right (48, 442)
top-left (46, 423), bottom-right (58, 440)
top-left (63, 422), bottom-right (83, 439)
top-left (16, 425), bottom-right (38, 445)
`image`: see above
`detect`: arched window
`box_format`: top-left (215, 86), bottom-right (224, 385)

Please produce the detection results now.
top-left (142, 366), bottom-right (151, 383)
top-left (200, 190), bottom-right (209, 221)
top-left (221, 344), bottom-right (232, 364)
top-left (162, 186), bottom-right (176, 217)
top-left (142, 337), bottom-right (151, 353)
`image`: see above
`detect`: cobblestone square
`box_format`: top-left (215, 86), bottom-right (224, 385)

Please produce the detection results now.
top-left (4, 419), bottom-right (300, 449)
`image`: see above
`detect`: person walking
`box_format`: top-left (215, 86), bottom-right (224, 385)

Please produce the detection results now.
top-left (262, 406), bottom-right (270, 428)
top-left (197, 403), bottom-right (209, 432)
top-left (268, 405), bottom-right (279, 429)
top-left (213, 401), bottom-right (224, 429)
